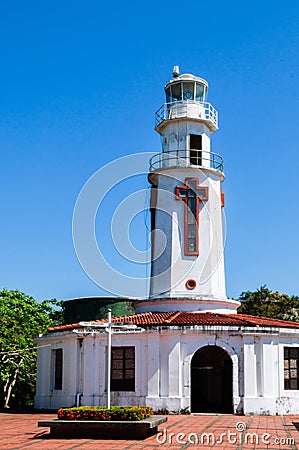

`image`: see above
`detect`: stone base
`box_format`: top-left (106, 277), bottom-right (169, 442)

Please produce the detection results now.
top-left (38, 416), bottom-right (168, 439)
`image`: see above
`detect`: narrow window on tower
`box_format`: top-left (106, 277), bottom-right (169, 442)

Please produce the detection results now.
top-left (150, 186), bottom-right (157, 233)
top-left (111, 347), bottom-right (135, 391)
top-left (187, 180), bottom-right (197, 254)
top-left (190, 135), bottom-right (202, 166)
top-left (53, 348), bottom-right (63, 390)
top-left (284, 347), bottom-right (299, 390)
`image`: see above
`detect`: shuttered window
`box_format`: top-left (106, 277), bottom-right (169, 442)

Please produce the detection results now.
top-left (54, 348), bottom-right (63, 390)
top-left (284, 347), bottom-right (299, 390)
top-left (111, 347), bottom-right (135, 391)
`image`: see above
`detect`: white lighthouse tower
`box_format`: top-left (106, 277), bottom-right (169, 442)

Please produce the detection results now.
top-left (35, 67), bottom-right (299, 417)
top-left (136, 67), bottom-right (240, 314)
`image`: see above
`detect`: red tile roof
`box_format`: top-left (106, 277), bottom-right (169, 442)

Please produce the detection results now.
top-left (48, 311), bottom-right (299, 332)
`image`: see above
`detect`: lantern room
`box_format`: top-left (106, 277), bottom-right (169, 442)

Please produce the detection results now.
top-left (155, 66), bottom-right (218, 134)
top-left (165, 68), bottom-right (208, 104)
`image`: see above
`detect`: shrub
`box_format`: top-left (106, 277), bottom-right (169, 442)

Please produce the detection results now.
top-left (57, 406), bottom-right (152, 421)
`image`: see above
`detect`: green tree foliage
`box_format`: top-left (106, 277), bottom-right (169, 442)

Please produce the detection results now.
top-left (0, 289), bottom-right (63, 408)
top-left (238, 285), bottom-right (299, 321)
top-left (63, 297), bottom-right (135, 324)
top-left (97, 301), bottom-right (135, 319)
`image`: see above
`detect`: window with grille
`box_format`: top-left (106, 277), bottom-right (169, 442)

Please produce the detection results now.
top-left (111, 346), bottom-right (135, 391)
top-left (284, 347), bottom-right (299, 390)
top-left (54, 348), bottom-right (63, 390)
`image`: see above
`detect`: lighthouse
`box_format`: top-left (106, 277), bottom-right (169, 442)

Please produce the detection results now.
top-left (136, 67), bottom-right (240, 314)
top-left (35, 67), bottom-right (299, 416)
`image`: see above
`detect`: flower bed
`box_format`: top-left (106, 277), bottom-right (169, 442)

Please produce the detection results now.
top-left (57, 406), bottom-right (152, 421)
top-left (38, 414), bottom-right (167, 439)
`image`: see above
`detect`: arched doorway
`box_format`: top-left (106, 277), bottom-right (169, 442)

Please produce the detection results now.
top-left (191, 345), bottom-right (233, 413)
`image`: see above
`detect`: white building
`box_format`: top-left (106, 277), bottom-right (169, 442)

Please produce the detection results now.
top-left (35, 67), bottom-right (299, 415)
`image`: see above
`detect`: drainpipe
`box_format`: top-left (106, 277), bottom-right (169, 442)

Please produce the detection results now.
top-left (76, 392), bottom-right (82, 407)
top-left (107, 309), bottom-right (112, 409)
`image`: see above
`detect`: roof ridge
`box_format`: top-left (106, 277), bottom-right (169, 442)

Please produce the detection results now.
top-left (164, 311), bottom-right (182, 324)
top-left (218, 313), bottom-right (258, 326)
top-left (110, 311), bottom-right (154, 321)
top-left (237, 313), bottom-right (299, 326)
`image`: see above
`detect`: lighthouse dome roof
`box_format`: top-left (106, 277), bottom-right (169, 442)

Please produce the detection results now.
top-left (165, 72), bottom-right (209, 91)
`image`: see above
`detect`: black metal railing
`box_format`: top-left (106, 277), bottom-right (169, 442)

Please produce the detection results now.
top-left (149, 149), bottom-right (224, 173)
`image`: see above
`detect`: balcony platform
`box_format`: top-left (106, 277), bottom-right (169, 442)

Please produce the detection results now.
top-left (149, 149), bottom-right (224, 174)
top-left (155, 101), bottom-right (218, 132)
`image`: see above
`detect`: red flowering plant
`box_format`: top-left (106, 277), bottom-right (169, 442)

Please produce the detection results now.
top-left (57, 406), bottom-right (152, 421)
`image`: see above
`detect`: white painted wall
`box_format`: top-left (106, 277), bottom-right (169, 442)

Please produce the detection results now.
top-left (148, 104), bottom-right (234, 312)
top-left (148, 167), bottom-right (230, 309)
top-left (34, 326), bottom-right (299, 415)
top-left (161, 121), bottom-right (211, 156)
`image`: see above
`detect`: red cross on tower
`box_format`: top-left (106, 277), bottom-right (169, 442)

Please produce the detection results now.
top-left (175, 178), bottom-right (209, 256)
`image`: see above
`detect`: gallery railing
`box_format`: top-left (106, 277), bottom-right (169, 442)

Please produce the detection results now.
top-left (149, 149), bottom-right (224, 173)
top-left (155, 101), bottom-right (218, 130)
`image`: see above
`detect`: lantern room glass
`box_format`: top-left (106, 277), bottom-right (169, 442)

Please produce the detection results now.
top-left (196, 83), bottom-right (206, 102)
top-left (166, 81), bottom-right (207, 104)
top-left (171, 83), bottom-right (182, 101)
top-left (183, 82), bottom-right (194, 100)
top-left (166, 86), bottom-right (171, 103)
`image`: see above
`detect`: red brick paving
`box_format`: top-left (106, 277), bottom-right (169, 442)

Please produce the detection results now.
top-left (0, 413), bottom-right (299, 449)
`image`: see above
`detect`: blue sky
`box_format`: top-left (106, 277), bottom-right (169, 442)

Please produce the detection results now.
top-left (1, 0), bottom-right (299, 301)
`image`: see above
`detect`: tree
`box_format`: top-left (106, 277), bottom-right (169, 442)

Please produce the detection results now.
top-left (0, 289), bottom-right (63, 408)
top-left (63, 297), bottom-right (135, 324)
top-left (238, 285), bottom-right (299, 321)
top-left (97, 300), bottom-right (135, 319)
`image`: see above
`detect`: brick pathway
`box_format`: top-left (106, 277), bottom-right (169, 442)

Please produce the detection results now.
top-left (1, 413), bottom-right (299, 449)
